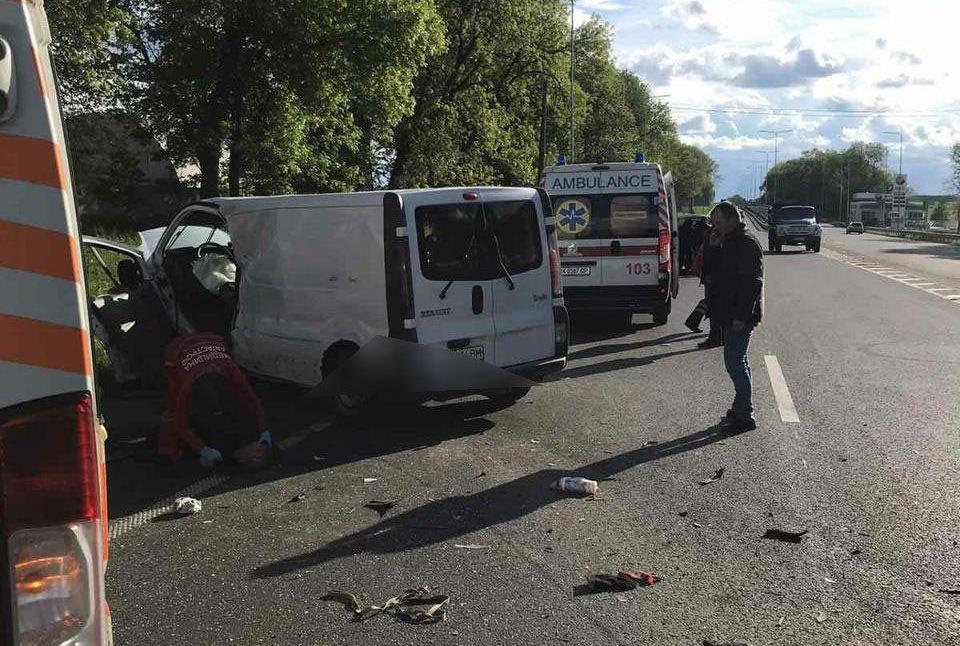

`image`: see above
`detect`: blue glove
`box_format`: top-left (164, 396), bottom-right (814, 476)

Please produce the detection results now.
top-left (199, 446), bottom-right (222, 465)
top-left (258, 431), bottom-right (272, 448)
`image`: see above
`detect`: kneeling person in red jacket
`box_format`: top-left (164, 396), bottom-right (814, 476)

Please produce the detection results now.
top-left (159, 333), bottom-right (272, 468)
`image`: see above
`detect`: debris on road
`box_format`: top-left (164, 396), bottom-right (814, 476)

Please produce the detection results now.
top-left (583, 571), bottom-right (660, 593)
top-left (762, 528), bottom-right (808, 544)
top-left (938, 588), bottom-right (960, 595)
top-left (364, 499), bottom-right (399, 517)
top-left (453, 544), bottom-right (491, 550)
top-left (643, 440), bottom-right (659, 446)
top-left (703, 640), bottom-right (748, 646)
top-left (816, 611), bottom-right (827, 623)
top-left (313, 455), bottom-right (325, 462)
top-left (693, 522), bottom-right (704, 528)
top-left (289, 494), bottom-right (306, 503)
top-left (824, 578), bottom-right (837, 584)
top-left (678, 511), bottom-right (689, 517)
top-left (838, 456), bottom-right (848, 462)
top-left (698, 468), bottom-right (725, 486)
top-left (363, 477), bottom-right (379, 484)
top-left (552, 477), bottom-right (599, 496)
top-left (849, 547), bottom-right (862, 556)
top-left (174, 497), bottom-right (202, 515)
top-left (321, 586), bottom-right (449, 624)
top-left (776, 616), bottom-right (785, 627)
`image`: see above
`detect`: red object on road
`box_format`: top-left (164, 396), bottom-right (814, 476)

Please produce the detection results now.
top-left (158, 333), bottom-right (266, 459)
top-left (617, 570), bottom-right (662, 586)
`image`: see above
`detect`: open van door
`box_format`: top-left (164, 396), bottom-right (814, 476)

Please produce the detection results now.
top-left (664, 172), bottom-right (680, 299)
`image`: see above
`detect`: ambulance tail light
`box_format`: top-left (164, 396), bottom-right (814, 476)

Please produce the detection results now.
top-left (0, 392), bottom-right (108, 646)
top-left (658, 229), bottom-right (671, 275)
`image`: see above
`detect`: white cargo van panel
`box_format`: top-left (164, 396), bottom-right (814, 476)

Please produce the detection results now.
top-left (223, 202), bottom-right (388, 386)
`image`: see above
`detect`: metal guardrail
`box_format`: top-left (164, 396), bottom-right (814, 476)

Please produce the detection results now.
top-left (730, 198), bottom-right (769, 230)
top-left (863, 226), bottom-right (960, 244)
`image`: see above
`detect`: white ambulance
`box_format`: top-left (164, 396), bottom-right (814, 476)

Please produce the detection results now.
top-left (541, 157), bottom-right (679, 325)
top-left (1, 1), bottom-right (111, 643)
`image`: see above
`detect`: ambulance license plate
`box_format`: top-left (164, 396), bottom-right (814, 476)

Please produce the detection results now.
top-left (561, 266), bottom-right (591, 276)
top-left (458, 345), bottom-right (485, 361)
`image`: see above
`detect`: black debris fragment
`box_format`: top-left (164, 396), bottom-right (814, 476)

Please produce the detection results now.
top-left (364, 499), bottom-right (399, 517)
top-left (289, 494), bottom-right (306, 503)
top-left (762, 528), bottom-right (808, 544)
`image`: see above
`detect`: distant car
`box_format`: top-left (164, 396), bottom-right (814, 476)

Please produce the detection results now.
top-left (846, 222), bottom-right (864, 234)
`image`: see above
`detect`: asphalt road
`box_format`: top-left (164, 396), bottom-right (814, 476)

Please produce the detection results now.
top-left (821, 226), bottom-right (960, 289)
top-left (104, 221), bottom-right (960, 646)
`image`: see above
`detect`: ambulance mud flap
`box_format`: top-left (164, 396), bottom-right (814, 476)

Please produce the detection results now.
top-left (311, 336), bottom-right (534, 399)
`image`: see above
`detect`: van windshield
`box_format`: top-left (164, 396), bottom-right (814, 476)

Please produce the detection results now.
top-left (414, 200), bottom-right (543, 281)
top-left (775, 207), bottom-right (816, 222)
top-left (551, 193), bottom-right (659, 240)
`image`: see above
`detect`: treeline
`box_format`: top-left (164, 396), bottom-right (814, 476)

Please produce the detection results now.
top-left (48, 0), bottom-right (716, 229)
top-left (761, 143), bottom-right (893, 220)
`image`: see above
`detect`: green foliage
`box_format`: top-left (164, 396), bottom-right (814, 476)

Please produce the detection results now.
top-left (762, 143), bottom-right (893, 220)
top-left (49, 2), bottom-right (716, 209)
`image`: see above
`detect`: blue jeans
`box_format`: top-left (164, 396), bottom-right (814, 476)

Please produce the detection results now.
top-left (723, 327), bottom-right (754, 417)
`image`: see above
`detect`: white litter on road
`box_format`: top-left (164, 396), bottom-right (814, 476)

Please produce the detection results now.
top-left (174, 497), bottom-right (202, 515)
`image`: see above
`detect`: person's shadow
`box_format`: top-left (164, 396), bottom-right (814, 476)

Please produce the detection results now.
top-left (251, 421), bottom-right (747, 579)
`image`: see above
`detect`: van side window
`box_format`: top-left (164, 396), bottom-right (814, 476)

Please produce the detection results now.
top-left (485, 200), bottom-right (543, 275)
top-left (415, 203), bottom-right (485, 280)
top-left (610, 195), bottom-right (658, 237)
top-left (164, 211), bottom-right (231, 255)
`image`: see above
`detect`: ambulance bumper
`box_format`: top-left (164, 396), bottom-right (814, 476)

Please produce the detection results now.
top-left (563, 285), bottom-right (668, 312)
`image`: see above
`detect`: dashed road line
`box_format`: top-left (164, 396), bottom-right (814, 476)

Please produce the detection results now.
top-left (109, 420), bottom-right (333, 540)
top-left (764, 355), bottom-right (800, 423)
top-left (820, 248), bottom-right (960, 306)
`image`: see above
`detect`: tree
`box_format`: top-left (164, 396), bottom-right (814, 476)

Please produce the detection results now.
top-left (930, 201), bottom-right (949, 225)
top-left (950, 143), bottom-right (960, 233)
top-left (125, 0), bottom-right (442, 197)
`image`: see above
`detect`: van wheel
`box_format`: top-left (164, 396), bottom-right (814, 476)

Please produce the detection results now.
top-left (485, 387), bottom-right (531, 405)
top-left (321, 340), bottom-right (365, 417)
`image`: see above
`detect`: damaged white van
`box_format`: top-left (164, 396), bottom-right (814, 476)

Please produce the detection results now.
top-left (84, 188), bottom-right (568, 409)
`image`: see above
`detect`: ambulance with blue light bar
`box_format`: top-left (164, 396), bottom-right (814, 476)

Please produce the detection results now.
top-left (540, 155), bottom-right (679, 325)
top-left (1, 1), bottom-right (112, 644)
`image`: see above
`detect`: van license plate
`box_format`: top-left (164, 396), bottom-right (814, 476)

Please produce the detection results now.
top-left (458, 345), bottom-right (485, 361)
top-left (561, 266), bottom-right (591, 276)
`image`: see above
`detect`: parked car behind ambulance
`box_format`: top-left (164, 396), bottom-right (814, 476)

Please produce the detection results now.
top-left (540, 157), bottom-right (680, 325)
top-left (86, 188), bottom-right (568, 412)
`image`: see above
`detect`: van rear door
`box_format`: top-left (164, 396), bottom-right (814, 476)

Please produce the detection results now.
top-left (482, 189), bottom-right (554, 368)
top-left (405, 192), bottom-right (498, 364)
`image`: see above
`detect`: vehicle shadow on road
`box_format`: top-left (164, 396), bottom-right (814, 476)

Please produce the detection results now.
top-left (555, 346), bottom-right (705, 380)
top-left (250, 421), bottom-right (747, 579)
top-left (566, 331), bottom-right (701, 362)
top-left (880, 244), bottom-right (960, 260)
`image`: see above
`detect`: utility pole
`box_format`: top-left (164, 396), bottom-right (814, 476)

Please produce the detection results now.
top-left (755, 151), bottom-right (773, 202)
top-left (536, 0), bottom-right (548, 176)
top-left (759, 130), bottom-right (792, 203)
top-left (569, 0), bottom-right (575, 163)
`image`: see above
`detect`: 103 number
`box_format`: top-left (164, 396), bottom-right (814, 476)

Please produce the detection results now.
top-left (626, 262), bottom-right (652, 275)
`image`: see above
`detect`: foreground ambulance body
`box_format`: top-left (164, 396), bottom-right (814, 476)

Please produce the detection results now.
top-left (541, 160), bottom-right (679, 324)
top-left (0, 1), bottom-right (111, 644)
top-left (87, 188), bottom-right (568, 404)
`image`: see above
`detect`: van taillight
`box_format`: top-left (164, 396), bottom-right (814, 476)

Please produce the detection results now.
top-left (1, 392), bottom-right (107, 646)
top-left (658, 229), bottom-right (671, 275)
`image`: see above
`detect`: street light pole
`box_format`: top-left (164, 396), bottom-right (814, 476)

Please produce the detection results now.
top-left (569, 0), bottom-right (575, 163)
top-left (759, 129), bottom-right (793, 203)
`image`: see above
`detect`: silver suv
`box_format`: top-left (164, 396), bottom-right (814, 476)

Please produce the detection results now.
top-left (768, 205), bottom-right (822, 253)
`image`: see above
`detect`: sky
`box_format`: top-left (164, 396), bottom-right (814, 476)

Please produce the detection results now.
top-left (575, 0), bottom-right (960, 198)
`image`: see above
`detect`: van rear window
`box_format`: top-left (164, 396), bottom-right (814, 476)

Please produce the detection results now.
top-left (414, 200), bottom-right (543, 281)
top-left (552, 193), bottom-right (658, 240)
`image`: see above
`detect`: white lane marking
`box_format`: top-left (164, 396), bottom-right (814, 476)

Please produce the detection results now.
top-left (764, 355), bottom-right (800, 423)
top-left (820, 248), bottom-right (960, 306)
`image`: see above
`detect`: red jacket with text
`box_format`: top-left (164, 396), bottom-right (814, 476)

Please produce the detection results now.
top-left (158, 333), bottom-right (266, 459)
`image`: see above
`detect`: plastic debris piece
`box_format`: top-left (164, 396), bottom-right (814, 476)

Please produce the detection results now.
top-left (174, 497), bottom-right (202, 515)
top-left (363, 477), bottom-right (378, 484)
top-left (693, 522), bottom-right (704, 528)
top-left (816, 611), bottom-right (827, 623)
top-left (643, 440), bottom-right (659, 446)
top-left (364, 499), bottom-right (398, 517)
top-left (617, 570), bottom-right (661, 587)
top-left (698, 468), bottom-right (725, 486)
top-left (289, 493), bottom-right (306, 503)
top-left (454, 544), bottom-right (491, 550)
top-left (762, 528), bottom-right (808, 544)
top-left (552, 477), bottom-right (599, 496)
top-left (824, 578), bottom-right (837, 584)
top-left (322, 586), bottom-right (449, 624)
top-left (776, 617), bottom-right (785, 627)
